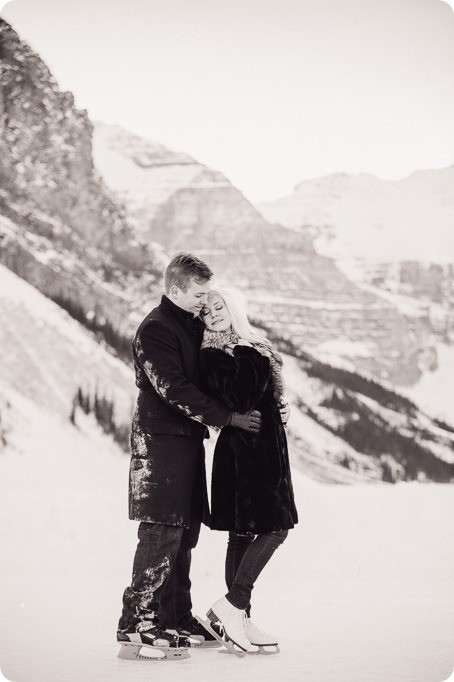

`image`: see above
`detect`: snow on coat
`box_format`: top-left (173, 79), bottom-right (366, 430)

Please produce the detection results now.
top-left (128, 295), bottom-right (231, 528)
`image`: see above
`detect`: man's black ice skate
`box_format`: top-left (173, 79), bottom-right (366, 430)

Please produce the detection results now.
top-left (169, 617), bottom-right (222, 648)
top-left (117, 627), bottom-right (190, 661)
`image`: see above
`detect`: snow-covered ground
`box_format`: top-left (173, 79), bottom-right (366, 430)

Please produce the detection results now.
top-left (0, 385), bottom-right (453, 682)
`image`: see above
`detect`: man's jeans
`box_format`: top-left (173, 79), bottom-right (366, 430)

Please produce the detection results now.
top-left (118, 519), bottom-right (201, 633)
top-left (225, 530), bottom-right (288, 614)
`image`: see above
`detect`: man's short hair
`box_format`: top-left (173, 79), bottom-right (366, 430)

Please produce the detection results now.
top-left (164, 252), bottom-right (214, 293)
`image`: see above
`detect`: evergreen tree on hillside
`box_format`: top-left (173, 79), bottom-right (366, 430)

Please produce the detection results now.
top-left (50, 293), bottom-right (132, 364)
top-left (71, 387), bottom-right (130, 453)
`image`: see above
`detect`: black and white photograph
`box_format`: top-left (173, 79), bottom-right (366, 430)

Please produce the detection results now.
top-left (0, 1), bottom-right (454, 680)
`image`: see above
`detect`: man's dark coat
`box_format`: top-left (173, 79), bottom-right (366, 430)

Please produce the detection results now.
top-left (129, 295), bottom-right (231, 528)
top-left (199, 345), bottom-right (298, 534)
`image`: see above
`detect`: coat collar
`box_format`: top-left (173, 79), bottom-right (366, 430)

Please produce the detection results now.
top-left (160, 295), bottom-right (201, 326)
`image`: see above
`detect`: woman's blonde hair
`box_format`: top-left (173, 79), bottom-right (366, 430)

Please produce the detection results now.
top-left (207, 286), bottom-right (272, 347)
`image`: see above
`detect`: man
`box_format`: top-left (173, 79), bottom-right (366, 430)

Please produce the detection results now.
top-left (117, 252), bottom-right (261, 660)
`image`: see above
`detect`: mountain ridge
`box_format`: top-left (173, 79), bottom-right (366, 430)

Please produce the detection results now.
top-left (258, 165), bottom-right (454, 264)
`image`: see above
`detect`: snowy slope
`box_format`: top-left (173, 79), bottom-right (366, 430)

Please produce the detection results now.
top-left (257, 167), bottom-right (454, 264)
top-left (282, 353), bottom-right (384, 483)
top-left (399, 343), bottom-right (454, 424)
top-left (282, 351), bottom-right (454, 481)
top-left (0, 383), bottom-right (453, 682)
top-left (0, 263), bottom-right (136, 419)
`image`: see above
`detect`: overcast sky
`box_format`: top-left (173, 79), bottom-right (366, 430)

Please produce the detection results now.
top-left (1, 0), bottom-right (454, 203)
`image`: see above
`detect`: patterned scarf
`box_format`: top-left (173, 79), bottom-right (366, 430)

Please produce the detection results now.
top-left (201, 328), bottom-right (285, 400)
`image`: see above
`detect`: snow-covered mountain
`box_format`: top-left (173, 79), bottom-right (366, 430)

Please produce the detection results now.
top-left (92, 121), bottom-right (294, 251)
top-left (257, 168), bottom-right (454, 264)
top-left (92, 123), bottom-right (229, 234)
top-left (1, 17), bottom-right (443, 387)
top-left (92, 123), bottom-right (440, 386)
top-left (256, 168), bottom-right (454, 387)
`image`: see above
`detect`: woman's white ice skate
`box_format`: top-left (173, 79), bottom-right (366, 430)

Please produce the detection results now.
top-left (245, 618), bottom-right (280, 654)
top-left (195, 596), bottom-right (251, 658)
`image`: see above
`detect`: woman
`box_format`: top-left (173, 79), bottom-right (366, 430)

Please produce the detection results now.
top-left (197, 287), bottom-right (298, 656)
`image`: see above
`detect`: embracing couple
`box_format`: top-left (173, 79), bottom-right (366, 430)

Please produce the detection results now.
top-left (117, 252), bottom-right (298, 661)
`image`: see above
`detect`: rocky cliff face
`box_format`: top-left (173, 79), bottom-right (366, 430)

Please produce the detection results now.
top-left (257, 169), bottom-right (454, 349)
top-left (93, 122), bottom-right (301, 251)
top-left (0, 20), bottom-right (162, 333)
top-left (0, 21), bottom-right (117, 246)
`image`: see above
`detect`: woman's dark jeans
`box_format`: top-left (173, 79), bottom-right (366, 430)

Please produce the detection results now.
top-left (118, 519), bottom-right (201, 634)
top-left (225, 529), bottom-right (288, 614)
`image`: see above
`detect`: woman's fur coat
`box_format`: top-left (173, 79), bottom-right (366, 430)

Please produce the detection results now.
top-left (199, 344), bottom-right (298, 534)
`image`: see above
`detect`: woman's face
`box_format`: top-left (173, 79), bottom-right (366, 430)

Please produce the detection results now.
top-left (201, 294), bottom-right (232, 332)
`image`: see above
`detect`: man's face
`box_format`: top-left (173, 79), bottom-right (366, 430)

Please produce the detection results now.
top-left (170, 278), bottom-right (212, 316)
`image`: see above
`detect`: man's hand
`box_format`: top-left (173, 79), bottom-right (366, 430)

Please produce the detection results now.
top-left (279, 402), bottom-right (290, 426)
top-left (229, 410), bottom-right (262, 433)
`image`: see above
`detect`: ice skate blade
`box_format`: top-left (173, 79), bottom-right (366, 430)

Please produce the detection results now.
top-left (117, 642), bottom-right (190, 661)
top-left (195, 614), bottom-right (248, 658)
top-left (248, 644), bottom-right (280, 655)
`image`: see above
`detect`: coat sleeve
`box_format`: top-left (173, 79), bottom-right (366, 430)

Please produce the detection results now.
top-left (199, 346), bottom-right (271, 413)
top-left (135, 319), bottom-right (231, 428)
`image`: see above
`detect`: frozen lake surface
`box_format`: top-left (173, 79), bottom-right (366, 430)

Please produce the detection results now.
top-left (0, 393), bottom-right (453, 682)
